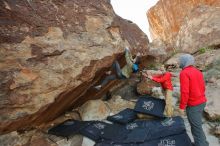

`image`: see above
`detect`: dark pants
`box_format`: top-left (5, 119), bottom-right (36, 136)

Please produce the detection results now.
top-left (186, 103), bottom-right (209, 146)
top-left (101, 61), bottom-right (125, 87)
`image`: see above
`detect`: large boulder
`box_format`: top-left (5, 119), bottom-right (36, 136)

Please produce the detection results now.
top-left (165, 51), bottom-right (220, 121)
top-left (203, 56), bottom-right (220, 83)
top-left (148, 39), bottom-right (167, 57)
top-left (204, 58), bottom-right (220, 121)
top-left (109, 76), bottom-right (140, 101)
top-left (137, 78), bottom-right (159, 95)
top-left (79, 100), bottom-right (110, 121)
top-left (175, 6), bottom-right (220, 53)
top-left (0, 131), bottom-right (30, 146)
top-left (164, 53), bottom-right (185, 68)
top-left (195, 49), bottom-right (220, 71)
top-left (0, 130), bottom-right (61, 146)
top-left (204, 82), bottom-right (220, 121)
top-left (0, 0), bottom-right (150, 134)
top-left (147, 0), bottom-right (220, 46)
top-left (105, 95), bottom-right (135, 114)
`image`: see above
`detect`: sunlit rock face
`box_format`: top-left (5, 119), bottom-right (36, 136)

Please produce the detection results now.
top-left (205, 82), bottom-right (220, 121)
top-left (175, 6), bottom-right (220, 53)
top-left (0, 0), bottom-right (150, 134)
top-left (147, 0), bottom-right (220, 48)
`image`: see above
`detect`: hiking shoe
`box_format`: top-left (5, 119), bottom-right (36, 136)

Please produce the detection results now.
top-left (94, 85), bottom-right (102, 90)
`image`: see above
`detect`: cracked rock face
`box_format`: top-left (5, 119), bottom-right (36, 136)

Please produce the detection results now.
top-left (175, 6), bottom-right (220, 53)
top-left (0, 0), bottom-right (150, 134)
top-left (205, 82), bottom-right (220, 121)
top-left (147, 0), bottom-right (220, 50)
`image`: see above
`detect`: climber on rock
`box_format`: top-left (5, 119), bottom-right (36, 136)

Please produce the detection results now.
top-left (94, 47), bottom-right (140, 90)
top-left (142, 64), bottom-right (174, 122)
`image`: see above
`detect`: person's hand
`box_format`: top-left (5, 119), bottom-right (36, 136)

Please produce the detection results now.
top-left (142, 72), bottom-right (152, 80)
top-left (147, 75), bottom-right (153, 80)
top-left (125, 46), bottom-right (130, 52)
top-left (178, 109), bottom-right (185, 117)
top-left (142, 72), bottom-right (148, 77)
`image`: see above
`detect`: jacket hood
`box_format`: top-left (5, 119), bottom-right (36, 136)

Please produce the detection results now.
top-left (179, 54), bottom-right (195, 69)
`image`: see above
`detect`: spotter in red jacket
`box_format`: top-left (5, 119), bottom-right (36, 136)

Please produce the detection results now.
top-left (179, 66), bottom-right (207, 110)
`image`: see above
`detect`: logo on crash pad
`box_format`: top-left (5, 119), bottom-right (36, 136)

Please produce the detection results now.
top-left (158, 139), bottom-right (175, 146)
top-left (94, 123), bottom-right (105, 129)
top-left (142, 101), bottom-right (154, 111)
top-left (113, 115), bottom-right (123, 119)
top-left (161, 119), bottom-right (175, 127)
top-left (126, 123), bottom-right (138, 130)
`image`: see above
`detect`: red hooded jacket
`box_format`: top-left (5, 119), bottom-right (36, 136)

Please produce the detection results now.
top-left (179, 66), bottom-right (207, 109)
top-left (152, 72), bottom-right (173, 91)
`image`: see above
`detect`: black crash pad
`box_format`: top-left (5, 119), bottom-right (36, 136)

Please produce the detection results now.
top-left (131, 116), bottom-right (186, 141)
top-left (139, 131), bottom-right (192, 146)
top-left (95, 141), bottom-right (138, 146)
top-left (134, 96), bottom-right (165, 118)
top-left (107, 108), bottom-right (137, 124)
top-left (48, 120), bottom-right (88, 138)
top-left (80, 121), bottom-right (111, 142)
top-left (102, 116), bottom-right (185, 144)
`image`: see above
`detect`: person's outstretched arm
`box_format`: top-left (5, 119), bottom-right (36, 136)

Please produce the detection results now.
top-left (151, 73), bottom-right (170, 83)
top-left (125, 47), bottom-right (134, 67)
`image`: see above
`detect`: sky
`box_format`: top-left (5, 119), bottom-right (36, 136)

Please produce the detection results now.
top-left (111, 0), bottom-right (159, 41)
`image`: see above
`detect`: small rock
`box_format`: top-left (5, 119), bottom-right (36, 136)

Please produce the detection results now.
top-left (165, 53), bottom-right (185, 68)
top-left (81, 137), bottom-right (95, 146)
top-left (214, 126), bottom-right (220, 138)
top-left (55, 135), bottom-right (83, 146)
top-left (29, 135), bottom-right (57, 146)
top-left (151, 87), bottom-right (164, 99)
